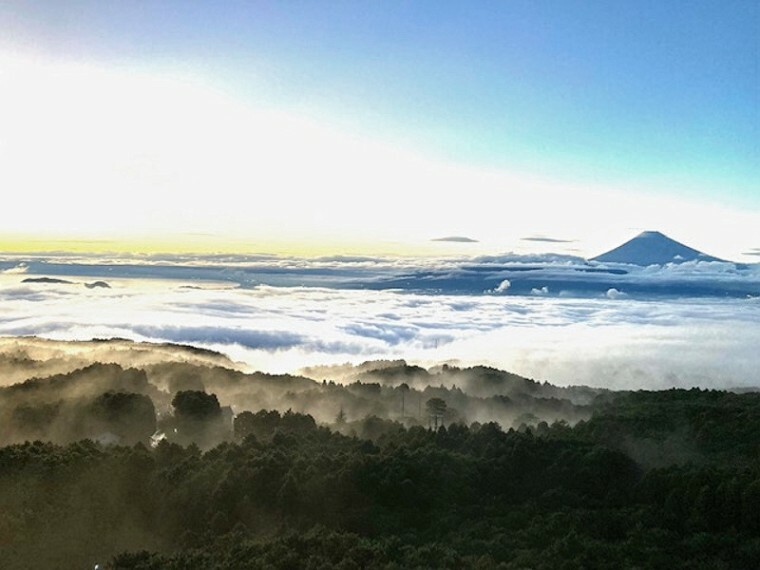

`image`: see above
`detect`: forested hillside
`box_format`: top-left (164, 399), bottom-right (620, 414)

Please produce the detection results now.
top-left (0, 339), bottom-right (758, 569)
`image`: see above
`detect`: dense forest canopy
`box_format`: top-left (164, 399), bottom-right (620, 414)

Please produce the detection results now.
top-left (0, 337), bottom-right (758, 569)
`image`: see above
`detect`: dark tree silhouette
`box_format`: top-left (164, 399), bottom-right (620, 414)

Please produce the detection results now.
top-left (172, 390), bottom-right (221, 420)
top-left (425, 397), bottom-right (447, 429)
top-left (170, 390), bottom-right (224, 446)
top-left (398, 383), bottom-right (410, 418)
top-left (88, 391), bottom-right (156, 444)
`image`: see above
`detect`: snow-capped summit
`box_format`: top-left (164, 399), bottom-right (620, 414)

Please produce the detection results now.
top-left (591, 231), bottom-right (723, 266)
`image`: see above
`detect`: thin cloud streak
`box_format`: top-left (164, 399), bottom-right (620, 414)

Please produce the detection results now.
top-left (432, 236), bottom-right (479, 243)
top-left (521, 237), bottom-right (576, 243)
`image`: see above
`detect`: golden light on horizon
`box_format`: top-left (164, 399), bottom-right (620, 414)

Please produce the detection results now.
top-left (2, 55), bottom-right (758, 261)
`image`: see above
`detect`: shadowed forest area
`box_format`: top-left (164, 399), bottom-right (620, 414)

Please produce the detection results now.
top-left (0, 338), bottom-right (759, 569)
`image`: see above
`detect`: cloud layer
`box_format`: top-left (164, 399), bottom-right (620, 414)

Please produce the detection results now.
top-left (1, 273), bottom-right (758, 391)
top-left (2, 251), bottom-right (759, 300)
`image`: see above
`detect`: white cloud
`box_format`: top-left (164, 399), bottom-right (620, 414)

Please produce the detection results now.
top-left (1, 263), bottom-right (28, 274)
top-left (1, 273), bottom-right (759, 390)
top-left (606, 288), bottom-right (627, 299)
top-left (488, 279), bottom-right (511, 294)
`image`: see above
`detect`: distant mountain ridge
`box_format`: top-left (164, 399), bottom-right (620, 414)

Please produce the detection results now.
top-left (592, 231), bottom-right (724, 266)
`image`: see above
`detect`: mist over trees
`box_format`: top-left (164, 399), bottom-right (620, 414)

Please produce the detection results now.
top-left (0, 339), bottom-right (601, 448)
top-left (0, 337), bottom-right (758, 568)
top-left (425, 397), bottom-right (447, 429)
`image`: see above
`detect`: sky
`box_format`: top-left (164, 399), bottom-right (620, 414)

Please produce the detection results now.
top-left (0, 1), bottom-right (758, 259)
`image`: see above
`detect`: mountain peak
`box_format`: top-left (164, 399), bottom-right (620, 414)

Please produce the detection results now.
top-left (592, 231), bottom-right (723, 266)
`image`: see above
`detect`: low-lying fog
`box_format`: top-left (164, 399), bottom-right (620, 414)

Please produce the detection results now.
top-left (1, 273), bottom-right (757, 390)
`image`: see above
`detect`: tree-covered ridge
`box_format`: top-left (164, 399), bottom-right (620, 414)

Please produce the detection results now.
top-left (0, 339), bottom-right (759, 568)
top-left (0, 357), bottom-right (598, 447)
top-left (1, 405), bottom-right (759, 569)
top-left (576, 389), bottom-right (760, 467)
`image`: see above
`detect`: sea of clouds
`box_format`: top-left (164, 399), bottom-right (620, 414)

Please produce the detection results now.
top-left (1, 267), bottom-right (758, 390)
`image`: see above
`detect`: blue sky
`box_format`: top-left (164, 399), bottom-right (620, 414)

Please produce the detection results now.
top-left (0, 1), bottom-right (758, 257)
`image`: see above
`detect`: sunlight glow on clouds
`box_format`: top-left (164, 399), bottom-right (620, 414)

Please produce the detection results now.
top-left (1, 275), bottom-right (758, 390)
top-left (1, 55), bottom-right (758, 259)
top-left (1, 263), bottom-right (28, 275)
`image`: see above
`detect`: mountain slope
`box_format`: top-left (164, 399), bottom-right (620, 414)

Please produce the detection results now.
top-left (592, 231), bottom-right (723, 265)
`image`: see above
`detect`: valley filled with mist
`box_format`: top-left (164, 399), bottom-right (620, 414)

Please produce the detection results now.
top-left (1, 240), bottom-right (759, 568)
top-left (1, 336), bottom-right (758, 569)
top-left (2, 245), bottom-right (759, 392)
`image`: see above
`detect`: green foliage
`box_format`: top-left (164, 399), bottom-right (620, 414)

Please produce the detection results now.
top-left (576, 389), bottom-right (760, 467)
top-left (166, 390), bottom-right (228, 448)
top-left (425, 397), bottom-right (447, 429)
top-left (233, 409), bottom-right (317, 441)
top-left (88, 391), bottom-right (157, 444)
top-left (172, 390), bottom-right (222, 420)
top-left (1, 400), bottom-right (759, 568)
top-left (2, 354), bottom-right (760, 568)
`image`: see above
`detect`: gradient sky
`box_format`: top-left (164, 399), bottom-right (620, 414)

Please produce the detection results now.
top-left (1, 1), bottom-right (758, 259)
